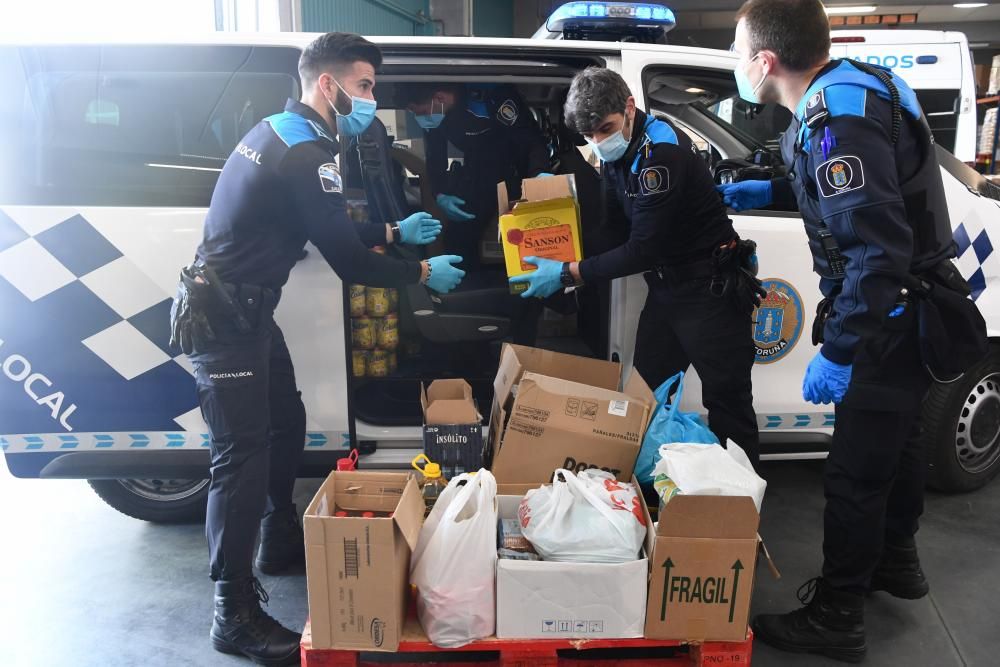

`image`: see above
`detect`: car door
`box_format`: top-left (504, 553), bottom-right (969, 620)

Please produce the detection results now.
top-left (618, 45), bottom-right (834, 449)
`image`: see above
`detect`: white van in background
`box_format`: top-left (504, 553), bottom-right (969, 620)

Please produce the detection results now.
top-left (831, 29), bottom-right (977, 163)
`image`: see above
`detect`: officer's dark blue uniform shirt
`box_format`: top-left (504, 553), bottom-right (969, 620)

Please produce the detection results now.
top-left (772, 59), bottom-right (954, 365)
top-left (425, 85), bottom-right (550, 206)
top-left (197, 99), bottom-right (421, 291)
top-left (580, 110), bottom-right (736, 283)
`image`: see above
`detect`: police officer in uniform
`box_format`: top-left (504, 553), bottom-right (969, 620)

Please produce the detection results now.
top-left (169, 33), bottom-right (465, 665)
top-left (513, 67), bottom-right (762, 467)
top-left (718, 1), bottom-right (963, 660)
top-left (398, 83), bottom-right (553, 267)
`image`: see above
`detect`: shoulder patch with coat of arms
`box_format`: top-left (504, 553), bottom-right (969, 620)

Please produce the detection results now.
top-left (496, 99), bottom-right (519, 125)
top-left (318, 162), bottom-right (342, 194)
top-left (815, 155), bottom-right (864, 198)
top-left (639, 166), bottom-right (670, 195)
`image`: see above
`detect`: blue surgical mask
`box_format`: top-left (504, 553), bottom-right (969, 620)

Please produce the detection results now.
top-left (588, 113), bottom-right (631, 163)
top-left (414, 99), bottom-right (445, 130)
top-left (735, 53), bottom-right (767, 104)
top-left (327, 78), bottom-right (377, 137)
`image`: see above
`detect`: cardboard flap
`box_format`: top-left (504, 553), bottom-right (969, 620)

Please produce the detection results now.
top-left (657, 495), bottom-right (760, 539)
top-left (497, 180), bottom-right (512, 216)
top-left (422, 379), bottom-right (481, 425)
top-left (759, 535), bottom-right (781, 580)
top-left (502, 343), bottom-right (621, 390)
top-left (393, 477), bottom-right (424, 551)
top-left (521, 173), bottom-right (577, 202)
top-left (333, 472), bottom-right (411, 512)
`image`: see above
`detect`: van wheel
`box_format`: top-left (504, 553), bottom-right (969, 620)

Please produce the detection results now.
top-left (923, 345), bottom-right (1000, 493)
top-left (88, 478), bottom-right (209, 523)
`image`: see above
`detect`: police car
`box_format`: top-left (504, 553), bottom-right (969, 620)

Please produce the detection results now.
top-left (1, 3), bottom-right (998, 522)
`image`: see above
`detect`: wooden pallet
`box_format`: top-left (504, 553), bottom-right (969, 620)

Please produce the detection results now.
top-left (300, 617), bottom-right (753, 667)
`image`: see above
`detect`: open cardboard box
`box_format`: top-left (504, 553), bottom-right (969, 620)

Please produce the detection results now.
top-left (644, 495), bottom-right (778, 642)
top-left (421, 379), bottom-right (484, 477)
top-left (488, 344), bottom-right (654, 485)
top-left (497, 174), bottom-right (583, 295)
top-left (304, 472), bottom-right (424, 651)
top-left (495, 476), bottom-right (655, 639)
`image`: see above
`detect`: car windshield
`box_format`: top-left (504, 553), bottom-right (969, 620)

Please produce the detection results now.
top-left (699, 95), bottom-right (794, 156)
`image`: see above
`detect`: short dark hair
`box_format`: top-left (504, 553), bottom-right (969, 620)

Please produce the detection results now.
top-left (393, 82), bottom-right (462, 108)
top-left (563, 67), bottom-right (632, 135)
top-left (298, 32), bottom-right (382, 86)
top-left (736, 0), bottom-right (830, 72)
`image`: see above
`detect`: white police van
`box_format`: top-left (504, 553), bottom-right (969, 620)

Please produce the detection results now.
top-left (831, 29), bottom-right (978, 163)
top-left (1, 4), bottom-right (998, 522)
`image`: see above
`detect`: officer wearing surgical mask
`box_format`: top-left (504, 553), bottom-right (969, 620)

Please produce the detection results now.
top-left (718, 1), bottom-right (968, 661)
top-left (168, 33), bottom-right (465, 666)
top-left (515, 67), bottom-right (763, 469)
top-left (398, 83), bottom-right (552, 269)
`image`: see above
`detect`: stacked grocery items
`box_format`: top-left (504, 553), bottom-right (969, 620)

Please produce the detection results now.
top-left (350, 282), bottom-right (400, 379)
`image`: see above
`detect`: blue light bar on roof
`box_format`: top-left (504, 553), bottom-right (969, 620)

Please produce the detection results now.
top-left (546, 2), bottom-right (677, 33)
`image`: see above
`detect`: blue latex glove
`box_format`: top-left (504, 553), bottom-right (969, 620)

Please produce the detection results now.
top-left (435, 193), bottom-right (475, 222)
top-left (535, 172), bottom-right (555, 177)
top-left (398, 211), bottom-right (441, 245)
top-left (508, 256), bottom-right (564, 299)
top-left (802, 352), bottom-right (853, 405)
top-left (425, 255), bottom-right (466, 294)
top-left (715, 181), bottom-right (773, 212)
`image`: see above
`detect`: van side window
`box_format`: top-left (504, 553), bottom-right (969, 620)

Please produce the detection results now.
top-left (0, 45), bottom-right (301, 207)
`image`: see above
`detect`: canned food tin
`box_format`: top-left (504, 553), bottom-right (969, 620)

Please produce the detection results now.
top-left (368, 349), bottom-right (390, 377)
top-left (366, 287), bottom-right (390, 317)
top-left (388, 288), bottom-right (399, 312)
top-left (376, 313), bottom-right (399, 349)
top-left (349, 284), bottom-right (366, 317)
top-left (351, 317), bottom-right (375, 350)
top-left (351, 350), bottom-right (368, 378)
top-left (388, 350), bottom-right (398, 374)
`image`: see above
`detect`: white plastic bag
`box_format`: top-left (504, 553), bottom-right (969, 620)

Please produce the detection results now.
top-left (653, 441), bottom-right (767, 512)
top-left (519, 469), bottom-right (647, 564)
top-left (410, 469), bottom-right (498, 648)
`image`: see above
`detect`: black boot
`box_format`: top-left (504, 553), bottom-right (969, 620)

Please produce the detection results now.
top-left (210, 577), bottom-right (301, 666)
top-left (752, 577), bottom-right (867, 663)
top-left (256, 505), bottom-right (305, 575)
top-left (870, 539), bottom-right (929, 600)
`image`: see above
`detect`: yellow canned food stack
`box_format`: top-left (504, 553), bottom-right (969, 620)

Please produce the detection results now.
top-left (351, 317), bottom-right (375, 350)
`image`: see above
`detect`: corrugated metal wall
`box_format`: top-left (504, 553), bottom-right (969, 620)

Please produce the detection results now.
top-left (302, 0), bottom-right (433, 35)
top-left (473, 0), bottom-right (513, 37)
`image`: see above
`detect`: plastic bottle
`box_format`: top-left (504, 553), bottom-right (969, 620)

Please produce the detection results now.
top-left (337, 449), bottom-right (359, 472)
top-left (411, 453), bottom-right (447, 515)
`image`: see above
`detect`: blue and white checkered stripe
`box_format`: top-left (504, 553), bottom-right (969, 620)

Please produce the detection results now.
top-left (0, 431), bottom-right (350, 453)
top-left (953, 214), bottom-right (997, 303)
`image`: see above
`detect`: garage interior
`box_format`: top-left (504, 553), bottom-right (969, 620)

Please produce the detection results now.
top-left (1, 1), bottom-right (998, 667)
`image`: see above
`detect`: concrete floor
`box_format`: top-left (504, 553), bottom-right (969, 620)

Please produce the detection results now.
top-left (1, 459), bottom-right (998, 667)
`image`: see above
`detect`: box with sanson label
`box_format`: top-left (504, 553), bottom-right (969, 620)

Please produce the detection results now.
top-left (487, 344), bottom-right (654, 484)
top-left (497, 174), bottom-right (583, 295)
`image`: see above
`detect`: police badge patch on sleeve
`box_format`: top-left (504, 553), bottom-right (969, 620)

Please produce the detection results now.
top-left (318, 162), bottom-right (342, 194)
top-left (497, 99), bottom-right (519, 125)
top-left (639, 166), bottom-right (670, 195)
top-left (815, 155), bottom-right (864, 198)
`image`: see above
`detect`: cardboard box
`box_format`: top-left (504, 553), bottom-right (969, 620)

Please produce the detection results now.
top-left (498, 175), bottom-right (583, 295)
top-left (495, 479), bottom-right (655, 639)
top-left (644, 495), bottom-right (763, 642)
top-left (488, 344), bottom-right (654, 485)
top-left (304, 472), bottom-right (423, 651)
top-left (421, 379), bottom-right (484, 477)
